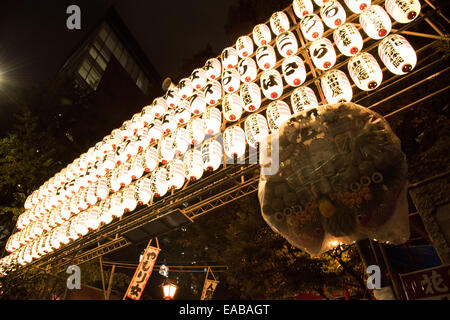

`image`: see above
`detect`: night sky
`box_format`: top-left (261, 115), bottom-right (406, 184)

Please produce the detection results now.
top-left (0, 0), bottom-right (239, 122)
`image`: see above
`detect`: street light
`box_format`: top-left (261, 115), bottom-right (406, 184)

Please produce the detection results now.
top-left (162, 280), bottom-right (178, 300)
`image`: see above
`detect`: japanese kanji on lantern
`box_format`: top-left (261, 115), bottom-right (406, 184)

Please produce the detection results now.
top-left (201, 139), bottom-right (223, 171)
top-left (183, 148), bottom-right (204, 181)
top-left (178, 77), bottom-right (194, 100)
top-left (276, 31), bottom-right (299, 58)
top-left (343, 0), bottom-right (371, 14)
top-left (320, 0), bottom-right (347, 29)
top-left (256, 45), bottom-right (277, 71)
top-left (244, 113), bottom-right (270, 148)
top-left (290, 86), bottom-right (319, 113)
top-left (260, 69), bottom-right (284, 100)
top-left (282, 55), bottom-right (306, 87)
top-left (191, 68), bottom-right (207, 90)
top-left (321, 69), bottom-right (353, 104)
top-left (172, 127), bottom-right (189, 156)
top-left (222, 68), bottom-right (241, 93)
top-left (238, 57), bottom-right (258, 83)
top-left (203, 106), bottom-right (222, 135)
top-left (309, 37), bottom-right (337, 71)
top-left (300, 14), bottom-right (324, 41)
top-left (187, 118), bottom-right (206, 146)
top-left (204, 58), bottom-right (221, 80)
top-left (235, 35), bottom-right (254, 58)
top-left (333, 23), bottom-right (364, 56)
top-left (348, 52), bottom-right (383, 91)
top-left (385, 0), bottom-right (421, 23)
top-left (360, 5), bottom-right (392, 40)
top-left (223, 125), bottom-right (246, 159)
top-left (222, 93), bottom-right (243, 122)
top-left (165, 86), bottom-right (180, 108)
top-left (158, 135), bottom-right (175, 164)
top-left (252, 23), bottom-right (272, 46)
top-left (166, 159), bottom-right (185, 190)
top-left (221, 47), bottom-right (239, 70)
top-left (378, 34), bottom-right (417, 75)
top-left (270, 11), bottom-right (290, 35)
top-left (292, 0), bottom-right (314, 18)
top-left (204, 79), bottom-right (222, 105)
top-left (240, 82), bottom-right (262, 112)
top-left (266, 100), bottom-right (292, 131)
top-left (150, 167), bottom-right (168, 198)
top-left (189, 90), bottom-right (207, 115)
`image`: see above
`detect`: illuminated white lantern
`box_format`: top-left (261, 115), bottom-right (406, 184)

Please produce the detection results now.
top-left (110, 191), bottom-right (125, 219)
top-left (161, 109), bottom-right (177, 134)
top-left (74, 212), bottom-right (89, 236)
top-left (267, 100), bottom-right (292, 131)
top-left (86, 205), bottom-right (101, 230)
top-left (114, 139), bottom-right (129, 165)
top-left (321, 69), bottom-right (353, 103)
top-left (300, 14), bottom-right (324, 41)
top-left (96, 176), bottom-right (109, 201)
top-left (174, 99), bottom-right (191, 124)
top-left (276, 31), bottom-right (298, 58)
top-left (333, 23), bottom-right (364, 56)
top-left (378, 34), bottom-right (416, 75)
top-left (178, 78), bottom-right (194, 100)
top-left (222, 93), bottom-right (243, 122)
top-left (238, 57), bottom-right (258, 83)
top-left (136, 127), bottom-right (150, 151)
top-left (348, 52), bottom-right (383, 91)
top-left (150, 167), bottom-right (168, 198)
top-left (166, 159), bottom-right (185, 190)
top-left (236, 36), bottom-right (254, 58)
top-left (293, 0), bottom-right (314, 18)
top-left (260, 69), bottom-right (284, 100)
top-left (222, 68), bottom-right (241, 94)
top-left (252, 24), bottom-right (272, 47)
top-left (61, 199), bottom-right (71, 221)
top-left (309, 37), bottom-right (336, 71)
top-left (204, 58), bottom-right (222, 80)
top-left (191, 68), bottom-right (207, 90)
top-left (187, 118), bottom-right (206, 146)
top-left (221, 47), bottom-right (239, 70)
top-left (98, 199), bottom-right (113, 226)
top-left (165, 87), bottom-right (180, 109)
top-left (124, 136), bottom-right (139, 158)
top-left (86, 182), bottom-right (98, 207)
top-left (223, 126), bottom-right (246, 159)
top-left (290, 86), bottom-right (319, 113)
top-left (204, 80), bottom-right (222, 106)
top-left (69, 194), bottom-right (80, 216)
top-left (122, 185), bottom-right (137, 213)
top-left (135, 178), bottom-right (152, 205)
top-left (153, 97), bottom-right (168, 118)
top-left (141, 106), bottom-right (155, 127)
top-left (108, 169), bottom-right (121, 193)
top-left (148, 119), bottom-right (163, 143)
top-left (189, 91), bottom-right (207, 115)
top-left (282, 55), bottom-right (306, 87)
top-left (255, 45), bottom-right (277, 70)
top-left (102, 150), bottom-right (116, 173)
top-left (130, 153), bottom-right (144, 180)
top-left (320, 1), bottom-right (347, 29)
top-left (172, 127), bottom-right (189, 156)
top-left (203, 106), bottom-right (222, 135)
top-left (270, 11), bottom-right (290, 35)
top-left (121, 120), bottom-right (134, 140)
top-left (158, 136), bottom-right (175, 164)
top-left (385, 0), bottom-right (420, 23)
top-left (131, 113), bottom-right (144, 133)
top-left (77, 188), bottom-right (89, 212)
top-left (240, 82), bottom-right (261, 112)
top-left (24, 194), bottom-right (33, 210)
top-left (183, 149), bottom-right (203, 181)
top-left (245, 114), bottom-right (270, 148)
top-left (360, 5), bottom-right (392, 40)
top-left (344, 0), bottom-right (371, 14)
top-left (143, 146), bottom-right (158, 173)
top-left (201, 139), bottom-right (223, 171)
top-left (58, 221), bottom-right (72, 245)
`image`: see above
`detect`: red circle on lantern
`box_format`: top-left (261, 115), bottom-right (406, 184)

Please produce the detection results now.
top-left (229, 114), bottom-right (236, 121)
top-left (271, 92), bottom-right (278, 99)
top-left (378, 29), bottom-right (387, 37)
top-left (228, 87), bottom-right (234, 92)
top-left (323, 61), bottom-right (331, 69)
top-left (287, 49), bottom-right (293, 56)
top-left (334, 19), bottom-right (342, 26)
top-left (350, 47), bottom-right (359, 55)
top-left (312, 32), bottom-right (319, 39)
top-left (407, 11), bottom-right (417, 20)
top-left (243, 51), bottom-right (248, 57)
top-left (227, 64), bottom-right (233, 69)
top-left (360, 3), bottom-right (367, 11)
top-left (194, 110), bottom-right (200, 114)
top-left (245, 76), bottom-right (251, 82)
top-left (261, 40), bottom-right (267, 45)
top-left (210, 100), bottom-right (215, 105)
top-left (264, 63), bottom-right (271, 69)
top-left (249, 105), bottom-right (255, 111)
top-left (293, 79), bottom-right (301, 86)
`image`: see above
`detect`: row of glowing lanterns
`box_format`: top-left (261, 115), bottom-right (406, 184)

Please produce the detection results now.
top-left (0, 0), bottom-right (421, 273)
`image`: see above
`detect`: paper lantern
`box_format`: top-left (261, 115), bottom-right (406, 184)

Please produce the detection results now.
top-left (333, 23), bottom-right (364, 56)
top-left (238, 57), bottom-right (258, 83)
top-left (124, 136), bottom-right (139, 158)
top-left (178, 77), bottom-right (194, 100)
top-left (174, 99), bottom-right (191, 124)
top-left (68, 193), bottom-right (79, 216)
top-left (93, 156), bottom-right (106, 178)
top-left (141, 106), bottom-right (155, 127)
top-left (267, 100), bottom-right (292, 131)
top-left (148, 119), bottom-right (163, 143)
top-left (309, 37), bottom-right (337, 71)
top-left (244, 114), bottom-right (270, 148)
top-left (293, 0), bottom-right (314, 18)
top-left (110, 129), bottom-right (124, 149)
top-left (221, 47), bottom-right (239, 70)
top-left (58, 221), bottom-right (72, 244)
top-left (378, 34), bottom-right (416, 75)
top-left (153, 97), bottom-right (168, 118)
top-left (187, 118), bottom-right (206, 145)
top-left (270, 11), bottom-right (290, 35)
top-left (166, 159), bottom-right (185, 190)
top-left (222, 68), bottom-right (241, 93)
top-left (114, 139), bottom-right (129, 165)
top-left (74, 212), bottom-right (89, 236)
top-left (110, 191), bottom-right (125, 219)
top-left (282, 55), bottom-right (306, 87)
top-left (136, 127), bottom-right (150, 151)
top-left (344, 0), bottom-right (371, 13)
top-left (236, 36), bottom-right (254, 58)
top-left (172, 127), bottom-right (189, 156)
top-left (161, 109), bottom-right (177, 134)
top-left (86, 182), bottom-right (98, 207)
top-left (223, 125), bottom-right (246, 159)
top-left (183, 149), bottom-right (204, 181)
top-left (240, 82), bottom-right (261, 112)
top-left (143, 146), bottom-right (158, 173)
top-left (189, 91), bottom-right (207, 115)
top-left (290, 86), bottom-right (319, 113)
top-left (276, 31), bottom-right (298, 58)
top-left (299, 14), bottom-right (324, 41)
top-left (136, 177), bottom-right (152, 205)
top-left (191, 68), bottom-right (207, 90)
top-left (321, 69), bottom-right (353, 103)
top-left (77, 187), bottom-right (89, 212)
top-left (320, 1), bottom-right (347, 29)
top-left (360, 5), bottom-right (392, 40)
top-left (96, 176), bottom-right (109, 201)
top-left (348, 52), bottom-right (383, 91)
top-left (131, 113), bottom-right (144, 133)
top-left (61, 199), bottom-right (71, 221)
top-left (165, 87), bottom-right (180, 108)
top-left (204, 80), bottom-right (222, 105)
top-left (121, 120), bottom-right (134, 140)
top-left (130, 153), bottom-right (144, 180)
top-left (385, 0), bottom-right (420, 23)
top-left (222, 93), bottom-right (243, 122)
top-left (260, 69), bottom-right (284, 100)
top-left (204, 58), bottom-right (222, 80)
top-left (203, 106), bottom-right (222, 135)
top-left (255, 45), bottom-right (277, 70)
top-left (201, 139), bottom-right (223, 171)
top-left (102, 150), bottom-right (116, 173)
top-left (158, 136), bottom-right (175, 164)
top-left (98, 198), bottom-right (113, 226)
top-left (122, 185), bottom-right (137, 213)
top-left (108, 168), bottom-right (121, 193)
top-left (252, 24), bottom-right (272, 47)
top-left (150, 167), bottom-right (168, 198)
top-left (86, 205), bottom-right (101, 230)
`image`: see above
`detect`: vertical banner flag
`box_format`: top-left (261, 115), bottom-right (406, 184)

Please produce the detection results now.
top-left (124, 239), bottom-right (160, 300)
top-left (200, 267), bottom-right (219, 300)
